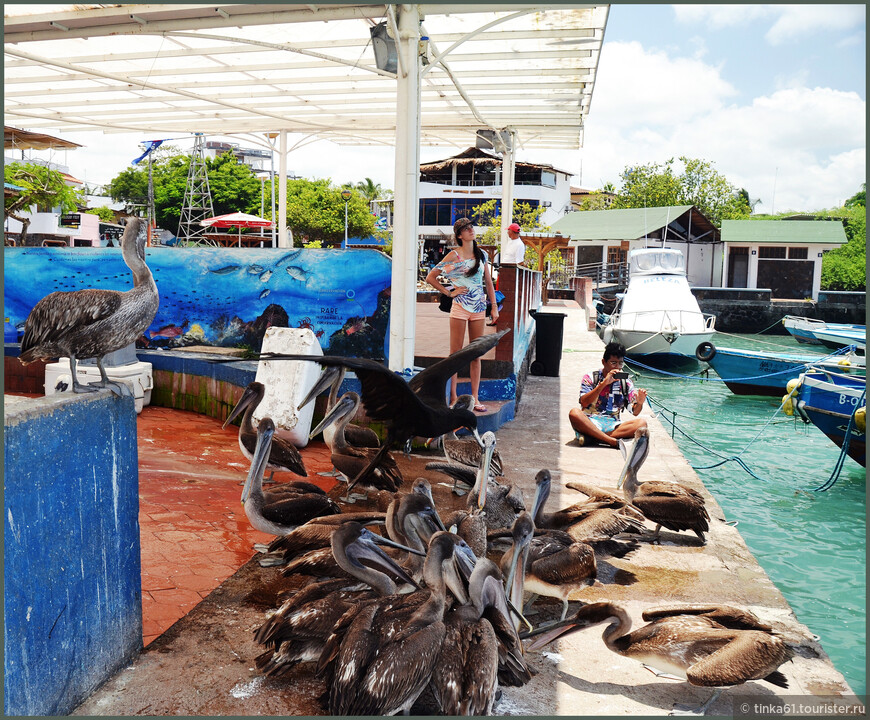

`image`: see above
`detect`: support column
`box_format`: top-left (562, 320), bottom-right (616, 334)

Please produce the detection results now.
top-left (278, 130), bottom-right (289, 248)
top-left (499, 129), bottom-right (516, 258)
top-left (389, 5), bottom-right (421, 373)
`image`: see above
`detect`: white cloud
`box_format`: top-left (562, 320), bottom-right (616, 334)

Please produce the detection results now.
top-left (672, 4), bottom-right (774, 28)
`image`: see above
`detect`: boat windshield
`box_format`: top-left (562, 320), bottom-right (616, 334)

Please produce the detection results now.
top-left (630, 248), bottom-right (685, 275)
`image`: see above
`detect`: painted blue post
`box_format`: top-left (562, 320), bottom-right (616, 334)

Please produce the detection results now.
top-left (4, 392), bottom-right (142, 716)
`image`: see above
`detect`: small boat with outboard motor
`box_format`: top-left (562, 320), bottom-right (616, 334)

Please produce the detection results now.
top-left (695, 341), bottom-right (865, 397)
top-left (598, 247), bottom-right (715, 365)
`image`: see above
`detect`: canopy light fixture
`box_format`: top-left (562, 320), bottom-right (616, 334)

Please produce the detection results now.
top-left (370, 22), bottom-right (398, 74)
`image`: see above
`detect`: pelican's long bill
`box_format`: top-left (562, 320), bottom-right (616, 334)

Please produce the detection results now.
top-left (475, 431), bottom-right (497, 510)
top-left (309, 392), bottom-right (355, 439)
top-left (242, 418), bottom-right (275, 503)
top-left (521, 615), bottom-right (582, 651)
top-left (616, 430), bottom-right (650, 489)
top-left (346, 527), bottom-right (424, 590)
top-left (223, 383), bottom-right (259, 429)
top-left (298, 365), bottom-right (343, 411)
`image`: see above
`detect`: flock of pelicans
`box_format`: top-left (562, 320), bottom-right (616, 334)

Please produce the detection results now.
top-left (16, 216), bottom-right (796, 716)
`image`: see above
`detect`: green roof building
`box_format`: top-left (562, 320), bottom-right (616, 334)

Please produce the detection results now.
top-left (721, 219), bottom-right (847, 300)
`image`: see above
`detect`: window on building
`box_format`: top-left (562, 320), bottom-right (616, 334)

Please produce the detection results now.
top-left (541, 170), bottom-right (556, 188)
top-left (419, 198), bottom-right (453, 226)
top-left (788, 247), bottom-right (808, 259)
top-left (758, 246), bottom-right (786, 259)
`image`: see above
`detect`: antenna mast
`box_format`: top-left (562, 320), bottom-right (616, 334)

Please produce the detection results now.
top-left (177, 133), bottom-right (215, 245)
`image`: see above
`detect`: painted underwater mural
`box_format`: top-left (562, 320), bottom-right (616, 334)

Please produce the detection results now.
top-left (4, 247), bottom-right (392, 359)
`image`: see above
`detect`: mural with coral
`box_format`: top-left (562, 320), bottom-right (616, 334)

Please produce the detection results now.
top-left (4, 247), bottom-right (392, 360)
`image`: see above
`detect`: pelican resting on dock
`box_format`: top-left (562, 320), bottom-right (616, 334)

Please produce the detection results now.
top-left (19, 217), bottom-right (159, 395)
top-left (310, 390), bottom-right (402, 499)
top-left (242, 417), bottom-right (340, 535)
top-left (239, 328), bottom-right (510, 492)
top-left (319, 531), bottom-right (470, 716)
top-left (300, 365), bottom-right (380, 448)
top-left (617, 428), bottom-right (710, 543)
top-left (223, 381), bottom-right (307, 478)
top-left (254, 521), bottom-right (423, 677)
top-left (524, 602), bottom-right (794, 715)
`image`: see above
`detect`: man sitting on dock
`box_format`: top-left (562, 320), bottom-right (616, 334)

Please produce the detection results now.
top-left (569, 342), bottom-right (647, 448)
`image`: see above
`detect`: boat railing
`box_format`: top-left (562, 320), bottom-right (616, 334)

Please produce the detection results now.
top-left (615, 308), bottom-right (716, 333)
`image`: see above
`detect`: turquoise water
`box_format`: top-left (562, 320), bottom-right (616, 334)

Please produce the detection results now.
top-left (627, 333), bottom-right (866, 695)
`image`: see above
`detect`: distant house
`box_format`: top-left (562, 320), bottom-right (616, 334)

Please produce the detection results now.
top-left (721, 219), bottom-right (847, 300)
top-left (552, 205), bottom-right (723, 287)
top-left (569, 186), bottom-right (615, 210)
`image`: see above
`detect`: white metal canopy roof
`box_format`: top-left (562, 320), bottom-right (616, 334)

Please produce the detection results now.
top-left (4, 3), bottom-right (608, 150)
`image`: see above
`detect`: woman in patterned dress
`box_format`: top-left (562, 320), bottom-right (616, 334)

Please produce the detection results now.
top-left (426, 217), bottom-right (499, 412)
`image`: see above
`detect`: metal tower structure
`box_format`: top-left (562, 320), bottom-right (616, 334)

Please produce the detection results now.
top-left (177, 133), bottom-right (215, 244)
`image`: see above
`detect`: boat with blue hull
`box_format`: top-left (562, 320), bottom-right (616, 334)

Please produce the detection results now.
top-left (812, 327), bottom-right (866, 350)
top-left (695, 341), bottom-right (865, 397)
top-left (796, 371), bottom-right (866, 467)
top-left (782, 315), bottom-right (865, 347)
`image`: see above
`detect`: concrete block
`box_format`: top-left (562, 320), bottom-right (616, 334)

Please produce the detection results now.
top-left (4, 391), bottom-right (142, 716)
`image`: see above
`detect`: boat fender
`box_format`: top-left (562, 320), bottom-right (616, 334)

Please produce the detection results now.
top-left (602, 326), bottom-right (613, 344)
top-left (838, 358), bottom-right (851, 367)
top-left (695, 341), bottom-right (716, 362)
top-left (782, 394), bottom-right (795, 416)
top-left (855, 406), bottom-right (866, 433)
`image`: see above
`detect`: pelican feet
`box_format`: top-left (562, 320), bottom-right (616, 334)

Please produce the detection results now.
top-left (86, 378), bottom-right (132, 398)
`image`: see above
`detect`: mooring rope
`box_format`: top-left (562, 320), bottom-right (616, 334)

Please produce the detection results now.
top-left (814, 388), bottom-right (866, 492)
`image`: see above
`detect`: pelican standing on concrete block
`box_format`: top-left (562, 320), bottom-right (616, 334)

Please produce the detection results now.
top-left (19, 217), bottom-right (158, 394)
top-left (524, 602), bottom-right (794, 715)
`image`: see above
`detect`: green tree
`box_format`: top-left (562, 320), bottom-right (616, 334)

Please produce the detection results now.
top-left (89, 206), bottom-right (117, 223)
top-left (286, 179), bottom-right (375, 246)
top-left (844, 183), bottom-right (865, 208)
top-left (612, 157), bottom-right (751, 226)
top-left (4, 162), bottom-right (84, 244)
top-left (820, 205), bottom-right (866, 291)
top-left (353, 177), bottom-right (389, 203)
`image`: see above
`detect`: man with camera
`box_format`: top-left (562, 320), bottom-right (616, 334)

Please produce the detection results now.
top-left (568, 341), bottom-right (647, 448)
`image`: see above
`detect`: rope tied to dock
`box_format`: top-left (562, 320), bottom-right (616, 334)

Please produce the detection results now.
top-left (814, 387), bottom-right (866, 492)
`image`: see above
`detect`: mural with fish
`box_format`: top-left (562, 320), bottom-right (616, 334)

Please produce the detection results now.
top-left (4, 247), bottom-right (392, 359)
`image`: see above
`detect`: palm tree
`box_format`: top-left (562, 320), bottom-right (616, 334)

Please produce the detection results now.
top-left (355, 177), bottom-right (383, 203)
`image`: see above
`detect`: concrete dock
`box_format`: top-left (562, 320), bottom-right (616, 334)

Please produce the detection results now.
top-left (72, 302), bottom-right (857, 716)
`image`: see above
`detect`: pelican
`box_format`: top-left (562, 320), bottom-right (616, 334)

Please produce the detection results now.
top-left (386, 491), bottom-right (448, 581)
top-left (19, 217), bottom-right (158, 395)
top-left (525, 602), bottom-right (793, 715)
top-left (234, 328), bottom-right (511, 492)
top-left (242, 417), bottom-right (340, 535)
top-left (322, 531), bottom-right (469, 716)
top-left (310, 390), bottom-right (402, 500)
top-left (430, 557), bottom-right (533, 715)
top-left (256, 511), bottom-right (387, 567)
top-left (617, 428), bottom-right (710, 543)
top-left (223, 381), bottom-right (307, 478)
top-left (500, 511), bottom-right (598, 622)
top-left (427, 395), bottom-right (504, 482)
top-left (532, 469), bottom-right (646, 542)
top-left (254, 521), bottom-right (423, 677)
top-left (300, 365), bottom-right (380, 448)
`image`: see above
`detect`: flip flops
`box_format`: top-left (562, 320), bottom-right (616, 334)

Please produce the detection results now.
top-left (473, 399), bottom-right (487, 412)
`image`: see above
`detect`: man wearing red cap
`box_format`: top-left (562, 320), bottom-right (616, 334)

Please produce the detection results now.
top-left (501, 222), bottom-right (526, 265)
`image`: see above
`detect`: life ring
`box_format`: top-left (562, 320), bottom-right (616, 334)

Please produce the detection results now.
top-left (695, 341), bottom-right (716, 362)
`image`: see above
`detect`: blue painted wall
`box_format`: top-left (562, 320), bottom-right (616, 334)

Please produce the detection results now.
top-left (4, 392), bottom-right (142, 716)
top-left (4, 246), bottom-right (392, 359)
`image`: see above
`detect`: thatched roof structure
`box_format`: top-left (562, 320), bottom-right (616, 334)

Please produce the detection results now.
top-left (419, 147), bottom-right (571, 175)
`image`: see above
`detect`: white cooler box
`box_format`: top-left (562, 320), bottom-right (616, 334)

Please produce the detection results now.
top-left (45, 359), bottom-right (153, 414)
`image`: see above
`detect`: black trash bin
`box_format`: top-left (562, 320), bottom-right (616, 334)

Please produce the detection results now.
top-left (529, 309), bottom-right (567, 377)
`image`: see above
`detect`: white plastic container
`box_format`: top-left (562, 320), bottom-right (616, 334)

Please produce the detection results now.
top-left (45, 359), bottom-right (153, 414)
top-left (253, 327), bottom-right (323, 448)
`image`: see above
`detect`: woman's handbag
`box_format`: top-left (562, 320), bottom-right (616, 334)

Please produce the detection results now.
top-left (486, 290), bottom-right (506, 317)
top-left (438, 289), bottom-right (454, 313)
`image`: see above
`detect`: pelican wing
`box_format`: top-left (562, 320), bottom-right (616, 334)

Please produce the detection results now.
top-left (268, 437), bottom-right (308, 476)
top-left (631, 495), bottom-right (710, 533)
top-left (686, 630), bottom-right (793, 687)
top-left (565, 481), bottom-right (625, 505)
top-left (409, 328), bottom-right (510, 407)
top-left (563, 508), bottom-right (647, 542)
top-left (528, 538), bottom-right (596, 584)
top-left (21, 289), bottom-right (122, 355)
top-left (642, 605), bottom-right (773, 632)
top-left (638, 481), bottom-right (706, 503)
top-left (260, 494), bottom-right (340, 530)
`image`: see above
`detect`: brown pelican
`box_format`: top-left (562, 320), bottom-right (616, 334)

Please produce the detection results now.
top-left (532, 469), bottom-right (646, 542)
top-left (223, 381), bottom-right (307, 478)
top-left (300, 365), bottom-right (381, 448)
top-left (385, 491), bottom-right (448, 581)
top-left (322, 531), bottom-right (469, 716)
top-left (499, 511), bottom-right (598, 622)
top-left (242, 417), bottom-right (340, 535)
top-left (617, 428), bottom-right (710, 543)
top-left (19, 217), bottom-right (158, 395)
top-left (428, 395), bottom-right (504, 483)
top-left (254, 521), bottom-right (423, 677)
top-left (239, 328), bottom-right (511, 492)
top-left (430, 557), bottom-right (533, 715)
top-left (256, 511), bottom-right (387, 567)
top-left (310, 390), bottom-right (402, 500)
top-left (525, 602), bottom-right (793, 715)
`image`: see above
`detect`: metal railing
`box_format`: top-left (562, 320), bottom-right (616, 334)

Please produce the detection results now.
top-left (549, 261), bottom-right (629, 290)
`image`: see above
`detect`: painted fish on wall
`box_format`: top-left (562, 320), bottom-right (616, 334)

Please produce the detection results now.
top-left (4, 247), bottom-right (392, 359)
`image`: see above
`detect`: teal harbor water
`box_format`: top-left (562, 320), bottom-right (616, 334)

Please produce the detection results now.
top-left (627, 333), bottom-right (866, 696)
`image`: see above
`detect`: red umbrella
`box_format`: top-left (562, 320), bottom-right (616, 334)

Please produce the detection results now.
top-left (201, 212), bottom-right (274, 246)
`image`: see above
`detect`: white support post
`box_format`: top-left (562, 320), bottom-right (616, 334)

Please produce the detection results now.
top-left (389, 5), bottom-right (421, 373)
top-left (499, 130), bottom-right (516, 258)
top-left (278, 130), bottom-right (289, 247)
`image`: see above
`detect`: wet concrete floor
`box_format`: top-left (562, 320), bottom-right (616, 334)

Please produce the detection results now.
top-left (73, 302), bottom-right (857, 715)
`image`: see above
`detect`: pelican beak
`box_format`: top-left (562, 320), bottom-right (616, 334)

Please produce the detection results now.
top-left (530, 470), bottom-right (550, 522)
top-left (242, 421), bottom-right (274, 503)
top-left (522, 617), bottom-right (581, 651)
top-left (453, 538), bottom-right (478, 580)
top-left (504, 539), bottom-right (530, 620)
top-left (476, 441), bottom-right (495, 511)
top-left (223, 384), bottom-right (258, 429)
top-left (472, 428), bottom-right (484, 447)
top-left (616, 431), bottom-right (650, 489)
top-left (407, 507), bottom-right (446, 544)
top-left (309, 393), bottom-right (355, 439)
top-left (298, 365), bottom-right (342, 410)
top-left (444, 553), bottom-right (469, 605)
top-left (350, 528), bottom-right (422, 590)
top-left (506, 597), bottom-right (534, 633)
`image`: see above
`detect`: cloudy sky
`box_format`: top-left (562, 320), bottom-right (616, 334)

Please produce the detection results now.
top-left (32, 4), bottom-right (866, 215)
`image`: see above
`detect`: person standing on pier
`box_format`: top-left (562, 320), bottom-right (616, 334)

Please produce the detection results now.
top-left (569, 342), bottom-right (647, 447)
